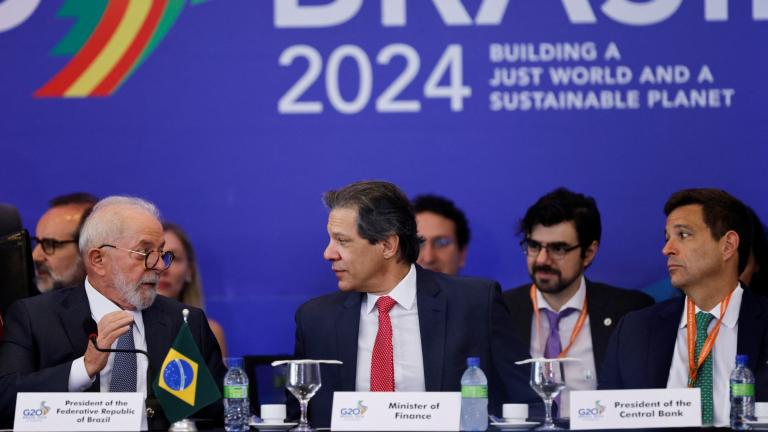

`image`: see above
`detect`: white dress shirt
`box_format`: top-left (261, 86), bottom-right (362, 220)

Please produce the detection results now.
top-left (68, 277), bottom-right (149, 397)
top-left (666, 284), bottom-right (743, 427)
top-left (530, 276), bottom-right (597, 416)
top-left (356, 264), bottom-right (426, 392)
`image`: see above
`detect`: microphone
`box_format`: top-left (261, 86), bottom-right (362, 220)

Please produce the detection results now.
top-left (83, 318), bottom-right (164, 426)
top-left (82, 317), bottom-right (150, 358)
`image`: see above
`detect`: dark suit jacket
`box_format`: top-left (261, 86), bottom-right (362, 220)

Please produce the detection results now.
top-left (293, 266), bottom-right (539, 428)
top-left (503, 280), bottom-right (654, 378)
top-left (599, 288), bottom-right (768, 398)
top-left (0, 285), bottom-right (226, 427)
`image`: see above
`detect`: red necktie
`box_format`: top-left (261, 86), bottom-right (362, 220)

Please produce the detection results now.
top-left (370, 296), bottom-right (397, 391)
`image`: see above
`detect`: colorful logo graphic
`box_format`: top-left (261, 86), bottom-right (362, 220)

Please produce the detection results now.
top-left (35, 0), bottom-right (204, 98)
top-left (158, 348), bottom-right (200, 406)
top-left (340, 400), bottom-right (368, 418)
top-left (577, 400), bottom-right (607, 420)
top-left (22, 401), bottom-right (51, 421)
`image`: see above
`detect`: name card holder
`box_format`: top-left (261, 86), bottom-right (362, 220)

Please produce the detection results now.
top-left (14, 392), bottom-right (144, 431)
top-left (331, 391), bottom-right (461, 431)
top-left (569, 388), bottom-right (702, 430)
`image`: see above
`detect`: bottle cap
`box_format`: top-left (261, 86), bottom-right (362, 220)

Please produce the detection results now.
top-left (226, 357), bottom-right (244, 369)
top-left (736, 354), bottom-right (749, 365)
top-left (467, 357), bottom-right (480, 367)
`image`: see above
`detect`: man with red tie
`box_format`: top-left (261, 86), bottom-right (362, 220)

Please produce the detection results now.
top-left (293, 180), bottom-right (536, 428)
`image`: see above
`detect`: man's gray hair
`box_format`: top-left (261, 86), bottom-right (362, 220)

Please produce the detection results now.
top-left (79, 196), bottom-right (160, 252)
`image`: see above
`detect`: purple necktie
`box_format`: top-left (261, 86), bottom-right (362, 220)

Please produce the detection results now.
top-left (542, 308), bottom-right (577, 416)
top-left (543, 308), bottom-right (577, 359)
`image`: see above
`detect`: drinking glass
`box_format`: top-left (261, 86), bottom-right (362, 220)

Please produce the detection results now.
top-left (286, 362), bottom-right (322, 432)
top-left (530, 359), bottom-right (566, 430)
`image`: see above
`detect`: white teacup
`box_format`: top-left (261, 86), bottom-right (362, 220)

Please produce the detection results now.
top-left (755, 402), bottom-right (768, 421)
top-left (502, 403), bottom-right (528, 422)
top-left (261, 404), bottom-right (287, 424)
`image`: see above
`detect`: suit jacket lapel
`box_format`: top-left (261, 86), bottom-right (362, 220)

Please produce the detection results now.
top-left (515, 288), bottom-right (534, 349)
top-left (586, 281), bottom-right (611, 376)
top-left (337, 292), bottom-right (362, 391)
top-left (59, 285), bottom-right (100, 391)
top-left (647, 298), bottom-right (682, 387)
top-left (737, 289), bottom-right (767, 372)
top-left (142, 300), bottom-right (172, 380)
top-left (416, 268), bottom-right (446, 391)
top-left (60, 285), bottom-right (92, 359)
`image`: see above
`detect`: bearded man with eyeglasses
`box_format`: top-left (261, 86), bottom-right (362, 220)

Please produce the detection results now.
top-left (32, 193), bottom-right (97, 293)
top-left (503, 188), bottom-right (654, 417)
top-left (0, 196), bottom-right (225, 427)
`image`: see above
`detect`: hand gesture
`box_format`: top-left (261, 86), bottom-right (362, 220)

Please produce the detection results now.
top-left (83, 311), bottom-right (134, 378)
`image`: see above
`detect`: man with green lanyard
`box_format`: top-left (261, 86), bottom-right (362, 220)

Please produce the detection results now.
top-left (600, 188), bottom-right (768, 427)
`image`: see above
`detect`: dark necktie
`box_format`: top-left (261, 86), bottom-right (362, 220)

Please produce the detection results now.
top-left (370, 296), bottom-right (397, 391)
top-left (109, 324), bottom-right (137, 392)
top-left (693, 312), bottom-right (715, 425)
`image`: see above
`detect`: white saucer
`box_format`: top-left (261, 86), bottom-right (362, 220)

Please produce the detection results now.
top-left (249, 421), bottom-right (298, 430)
top-left (490, 420), bottom-right (539, 430)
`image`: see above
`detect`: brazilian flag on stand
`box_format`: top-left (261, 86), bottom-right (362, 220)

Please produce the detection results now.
top-left (152, 321), bottom-right (221, 423)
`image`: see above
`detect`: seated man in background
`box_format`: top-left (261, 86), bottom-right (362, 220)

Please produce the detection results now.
top-left (503, 188), bottom-right (653, 416)
top-left (32, 192), bottom-right (97, 293)
top-left (413, 194), bottom-right (470, 275)
top-left (0, 196), bottom-right (225, 427)
top-left (600, 188), bottom-right (768, 427)
top-left (295, 180), bottom-right (537, 428)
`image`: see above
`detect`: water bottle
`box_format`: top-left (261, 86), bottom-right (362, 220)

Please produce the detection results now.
top-left (730, 354), bottom-right (755, 430)
top-left (460, 357), bottom-right (488, 431)
top-left (224, 357), bottom-right (250, 432)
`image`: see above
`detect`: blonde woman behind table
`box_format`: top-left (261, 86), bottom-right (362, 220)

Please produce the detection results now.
top-left (158, 222), bottom-right (228, 358)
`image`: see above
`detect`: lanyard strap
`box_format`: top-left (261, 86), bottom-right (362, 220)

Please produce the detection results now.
top-left (530, 284), bottom-right (589, 358)
top-left (686, 291), bottom-right (733, 386)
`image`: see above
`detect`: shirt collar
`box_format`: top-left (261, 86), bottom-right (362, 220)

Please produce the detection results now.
top-left (679, 283), bottom-right (743, 329)
top-left (84, 277), bottom-right (145, 337)
top-left (536, 275), bottom-right (586, 313)
top-left (364, 264), bottom-right (417, 314)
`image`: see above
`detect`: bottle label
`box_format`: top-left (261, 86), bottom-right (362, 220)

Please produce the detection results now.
top-left (461, 385), bottom-right (488, 398)
top-left (224, 385), bottom-right (248, 398)
top-left (731, 383), bottom-right (755, 397)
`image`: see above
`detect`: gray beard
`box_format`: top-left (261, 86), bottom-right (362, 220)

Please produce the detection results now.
top-left (35, 258), bottom-right (86, 293)
top-left (112, 262), bottom-right (157, 310)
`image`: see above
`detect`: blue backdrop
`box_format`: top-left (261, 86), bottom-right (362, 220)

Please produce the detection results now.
top-left (1, 0), bottom-right (766, 356)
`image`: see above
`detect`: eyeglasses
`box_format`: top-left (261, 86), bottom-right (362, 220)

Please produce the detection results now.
top-left (33, 237), bottom-right (78, 255)
top-left (98, 244), bottom-right (174, 270)
top-left (520, 239), bottom-right (580, 260)
top-left (418, 236), bottom-right (456, 249)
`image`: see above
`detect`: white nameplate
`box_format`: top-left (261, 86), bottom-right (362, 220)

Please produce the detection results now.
top-left (569, 388), bottom-right (702, 429)
top-left (331, 391), bottom-right (461, 431)
top-left (14, 392), bottom-right (143, 431)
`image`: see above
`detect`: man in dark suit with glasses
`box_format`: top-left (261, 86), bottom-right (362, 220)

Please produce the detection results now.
top-left (31, 192), bottom-right (97, 293)
top-left (0, 196), bottom-right (225, 427)
top-left (503, 188), bottom-right (653, 417)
